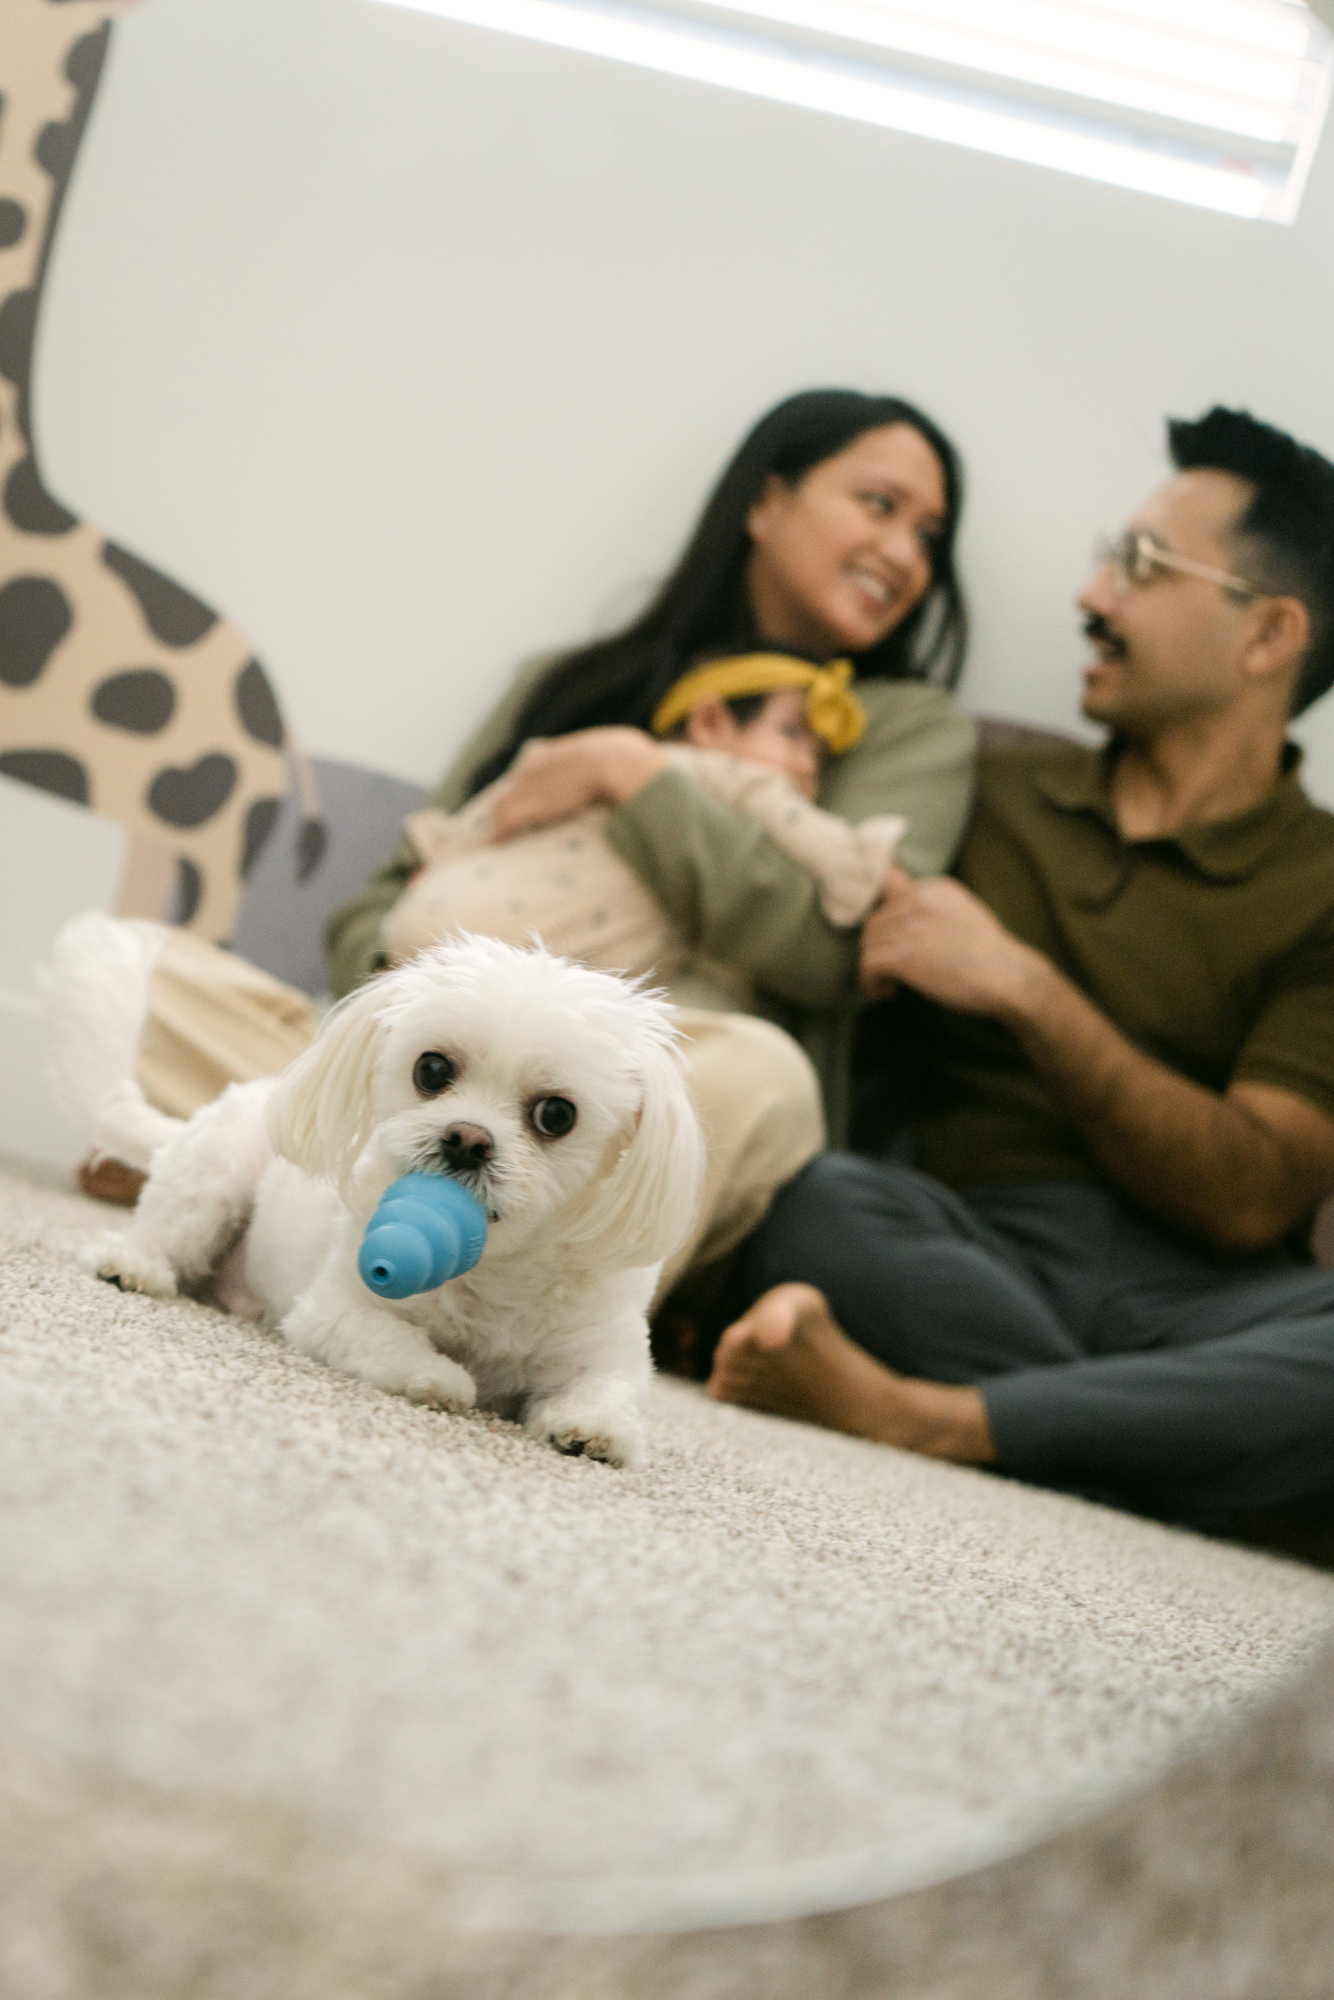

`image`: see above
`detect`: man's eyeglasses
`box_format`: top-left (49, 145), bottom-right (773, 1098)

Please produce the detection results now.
top-left (1094, 530), bottom-right (1258, 600)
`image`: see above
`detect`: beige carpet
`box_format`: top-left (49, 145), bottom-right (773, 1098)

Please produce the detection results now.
top-left (3, 1167), bottom-right (1333, 1997)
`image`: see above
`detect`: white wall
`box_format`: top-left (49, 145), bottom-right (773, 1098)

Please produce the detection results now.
top-left (34, 0), bottom-right (1334, 797)
top-left (0, 778), bottom-right (126, 1173)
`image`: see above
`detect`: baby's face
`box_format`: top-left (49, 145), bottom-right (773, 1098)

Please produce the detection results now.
top-left (703, 689), bottom-right (823, 798)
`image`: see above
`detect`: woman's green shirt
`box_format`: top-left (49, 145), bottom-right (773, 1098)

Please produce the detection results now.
top-left (324, 662), bottom-right (976, 1142)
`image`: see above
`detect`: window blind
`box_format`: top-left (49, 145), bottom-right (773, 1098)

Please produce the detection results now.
top-left (372, 0), bottom-right (1334, 220)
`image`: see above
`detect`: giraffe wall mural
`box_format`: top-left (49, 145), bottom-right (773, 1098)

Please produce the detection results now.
top-left (0, 0), bottom-right (322, 942)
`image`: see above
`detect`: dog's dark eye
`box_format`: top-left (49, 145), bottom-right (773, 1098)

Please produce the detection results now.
top-left (413, 1051), bottom-right (457, 1097)
top-left (530, 1095), bottom-right (577, 1139)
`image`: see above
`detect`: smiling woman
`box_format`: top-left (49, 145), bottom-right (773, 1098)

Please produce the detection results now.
top-left (745, 424), bottom-right (949, 658)
top-left (326, 387), bottom-right (979, 1145)
top-left (452, 387), bottom-right (969, 788)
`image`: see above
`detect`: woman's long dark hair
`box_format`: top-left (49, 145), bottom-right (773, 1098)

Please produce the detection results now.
top-left (469, 388), bottom-right (966, 794)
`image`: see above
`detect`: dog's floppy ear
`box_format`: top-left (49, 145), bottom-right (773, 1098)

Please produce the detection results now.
top-left (266, 978), bottom-right (390, 1194)
top-left (564, 1032), bottom-right (705, 1273)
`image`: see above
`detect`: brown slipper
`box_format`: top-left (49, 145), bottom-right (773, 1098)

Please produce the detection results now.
top-left (77, 1155), bottom-right (146, 1208)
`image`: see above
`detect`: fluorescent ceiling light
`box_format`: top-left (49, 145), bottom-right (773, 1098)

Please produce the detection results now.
top-left (368, 0), bottom-right (1334, 221)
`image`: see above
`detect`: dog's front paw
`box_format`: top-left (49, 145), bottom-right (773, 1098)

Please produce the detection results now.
top-left (402, 1358), bottom-right (477, 1413)
top-left (547, 1422), bottom-right (645, 1470)
top-left (81, 1232), bottom-right (178, 1300)
top-left (526, 1382), bottom-right (646, 1470)
top-left (281, 1299), bottom-right (479, 1412)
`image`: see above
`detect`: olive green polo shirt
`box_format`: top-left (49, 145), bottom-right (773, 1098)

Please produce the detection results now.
top-left (911, 742), bottom-right (1334, 1190)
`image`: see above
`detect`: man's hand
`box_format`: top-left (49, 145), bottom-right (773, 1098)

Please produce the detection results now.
top-left (858, 874), bottom-right (1334, 1252)
top-left (860, 870), bottom-right (1051, 1018)
top-left (491, 728), bottom-right (667, 841)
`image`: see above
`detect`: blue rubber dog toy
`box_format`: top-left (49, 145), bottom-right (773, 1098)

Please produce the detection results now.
top-left (357, 1174), bottom-right (488, 1299)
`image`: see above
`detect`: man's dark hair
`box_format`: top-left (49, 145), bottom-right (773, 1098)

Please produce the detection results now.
top-left (1167, 406), bottom-right (1334, 715)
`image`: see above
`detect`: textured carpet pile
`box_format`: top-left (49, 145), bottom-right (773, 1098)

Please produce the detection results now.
top-left (2, 1168), bottom-right (1333, 1996)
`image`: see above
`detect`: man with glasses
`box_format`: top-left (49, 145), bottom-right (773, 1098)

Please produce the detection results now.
top-left (706, 405), bottom-right (1334, 1535)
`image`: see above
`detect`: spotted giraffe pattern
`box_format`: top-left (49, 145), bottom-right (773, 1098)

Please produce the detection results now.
top-left (0, 0), bottom-right (320, 939)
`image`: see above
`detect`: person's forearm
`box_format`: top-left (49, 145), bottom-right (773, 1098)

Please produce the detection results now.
top-left (999, 955), bottom-right (1296, 1250)
top-left (609, 769), bottom-right (859, 1010)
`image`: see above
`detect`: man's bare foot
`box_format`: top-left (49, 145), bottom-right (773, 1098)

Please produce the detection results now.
top-left (705, 1283), bottom-right (996, 1464)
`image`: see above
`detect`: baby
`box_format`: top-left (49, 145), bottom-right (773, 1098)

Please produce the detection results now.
top-left (382, 650), bottom-right (905, 1011)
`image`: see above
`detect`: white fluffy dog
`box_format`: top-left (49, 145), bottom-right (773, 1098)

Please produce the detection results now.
top-left (76, 935), bottom-right (704, 1469)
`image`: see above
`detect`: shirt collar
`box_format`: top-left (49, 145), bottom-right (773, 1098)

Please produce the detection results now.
top-left (1034, 740), bottom-right (1312, 882)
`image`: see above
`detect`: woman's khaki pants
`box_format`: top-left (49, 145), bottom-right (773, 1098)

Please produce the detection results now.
top-left (135, 930), bottom-right (825, 1296)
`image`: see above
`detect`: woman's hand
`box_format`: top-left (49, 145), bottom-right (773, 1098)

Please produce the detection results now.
top-left (491, 727), bottom-right (668, 840)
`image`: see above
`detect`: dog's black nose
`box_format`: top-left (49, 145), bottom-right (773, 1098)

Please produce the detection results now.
top-left (440, 1122), bottom-right (494, 1169)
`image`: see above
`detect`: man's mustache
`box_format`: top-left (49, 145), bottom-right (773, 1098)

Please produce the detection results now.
top-left (1083, 612), bottom-right (1128, 658)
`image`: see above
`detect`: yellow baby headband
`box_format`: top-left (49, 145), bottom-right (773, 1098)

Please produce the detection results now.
top-left (650, 653), bottom-right (866, 755)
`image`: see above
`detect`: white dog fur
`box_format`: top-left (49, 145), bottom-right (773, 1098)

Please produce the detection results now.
top-left (70, 933), bottom-right (704, 1469)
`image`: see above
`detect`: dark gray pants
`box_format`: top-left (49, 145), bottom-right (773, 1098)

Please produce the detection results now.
top-left (734, 1154), bottom-right (1334, 1526)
